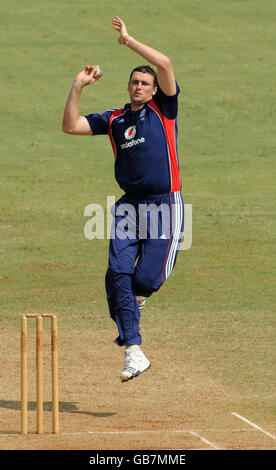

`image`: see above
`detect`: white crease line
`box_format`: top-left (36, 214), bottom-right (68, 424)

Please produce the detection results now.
top-left (232, 412), bottom-right (276, 441)
top-left (62, 428), bottom-right (253, 435)
top-left (189, 431), bottom-right (220, 449)
top-left (63, 429), bottom-right (192, 435)
top-left (2, 428), bottom-right (256, 437)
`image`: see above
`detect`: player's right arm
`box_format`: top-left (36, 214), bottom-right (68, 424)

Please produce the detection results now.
top-left (62, 66), bottom-right (101, 135)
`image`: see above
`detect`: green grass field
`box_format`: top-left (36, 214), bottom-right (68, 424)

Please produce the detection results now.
top-left (1, 0), bottom-right (275, 424)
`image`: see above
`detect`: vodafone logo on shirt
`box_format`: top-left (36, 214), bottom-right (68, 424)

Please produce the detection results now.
top-left (125, 126), bottom-right (136, 140)
top-left (121, 125), bottom-right (145, 150)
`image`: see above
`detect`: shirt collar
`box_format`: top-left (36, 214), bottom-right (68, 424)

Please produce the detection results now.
top-left (124, 103), bottom-right (150, 117)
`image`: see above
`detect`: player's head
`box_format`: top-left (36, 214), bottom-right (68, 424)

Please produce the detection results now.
top-left (129, 65), bottom-right (158, 88)
top-left (128, 66), bottom-right (158, 107)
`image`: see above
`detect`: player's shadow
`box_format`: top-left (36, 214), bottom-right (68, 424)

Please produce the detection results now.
top-left (0, 399), bottom-right (116, 433)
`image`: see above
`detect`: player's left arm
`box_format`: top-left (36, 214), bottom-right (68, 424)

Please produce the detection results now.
top-left (112, 16), bottom-right (176, 96)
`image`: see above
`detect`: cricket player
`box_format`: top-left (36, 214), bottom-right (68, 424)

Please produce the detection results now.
top-left (62, 17), bottom-right (184, 381)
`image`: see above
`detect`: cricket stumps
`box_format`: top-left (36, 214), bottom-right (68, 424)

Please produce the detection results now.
top-left (21, 313), bottom-right (59, 434)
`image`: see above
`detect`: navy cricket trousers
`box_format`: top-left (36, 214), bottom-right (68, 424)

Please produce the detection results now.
top-left (105, 191), bottom-right (184, 346)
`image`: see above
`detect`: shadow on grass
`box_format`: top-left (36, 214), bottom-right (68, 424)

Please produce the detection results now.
top-left (0, 399), bottom-right (116, 418)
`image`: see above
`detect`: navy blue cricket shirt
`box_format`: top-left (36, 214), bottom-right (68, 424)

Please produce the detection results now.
top-left (85, 83), bottom-right (181, 198)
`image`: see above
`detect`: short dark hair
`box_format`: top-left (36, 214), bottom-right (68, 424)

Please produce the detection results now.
top-left (129, 65), bottom-right (158, 88)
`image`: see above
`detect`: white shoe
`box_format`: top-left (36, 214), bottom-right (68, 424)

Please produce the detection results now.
top-left (136, 296), bottom-right (146, 312)
top-left (120, 346), bottom-right (151, 382)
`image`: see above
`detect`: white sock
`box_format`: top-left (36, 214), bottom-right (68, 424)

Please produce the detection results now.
top-left (125, 345), bottom-right (140, 352)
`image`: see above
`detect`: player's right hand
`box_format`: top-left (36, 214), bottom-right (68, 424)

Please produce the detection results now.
top-left (74, 66), bottom-right (102, 88)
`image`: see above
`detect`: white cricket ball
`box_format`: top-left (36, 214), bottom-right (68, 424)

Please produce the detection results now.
top-left (94, 65), bottom-right (103, 78)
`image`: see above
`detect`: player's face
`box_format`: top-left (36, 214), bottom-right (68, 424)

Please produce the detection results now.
top-left (128, 72), bottom-right (157, 109)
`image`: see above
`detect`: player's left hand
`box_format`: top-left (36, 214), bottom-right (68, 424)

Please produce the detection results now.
top-left (112, 16), bottom-right (129, 44)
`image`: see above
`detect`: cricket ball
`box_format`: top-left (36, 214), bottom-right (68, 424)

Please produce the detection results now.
top-left (94, 65), bottom-right (103, 78)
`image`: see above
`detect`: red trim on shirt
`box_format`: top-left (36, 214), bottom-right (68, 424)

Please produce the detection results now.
top-left (148, 100), bottom-right (181, 192)
top-left (108, 109), bottom-right (124, 159)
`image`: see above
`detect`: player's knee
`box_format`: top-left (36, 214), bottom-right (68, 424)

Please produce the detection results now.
top-left (105, 268), bottom-right (134, 308)
top-left (105, 267), bottom-right (127, 287)
top-left (133, 273), bottom-right (162, 298)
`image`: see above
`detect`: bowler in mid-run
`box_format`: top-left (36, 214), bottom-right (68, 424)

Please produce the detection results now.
top-left (62, 16), bottom-right (184, 382)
